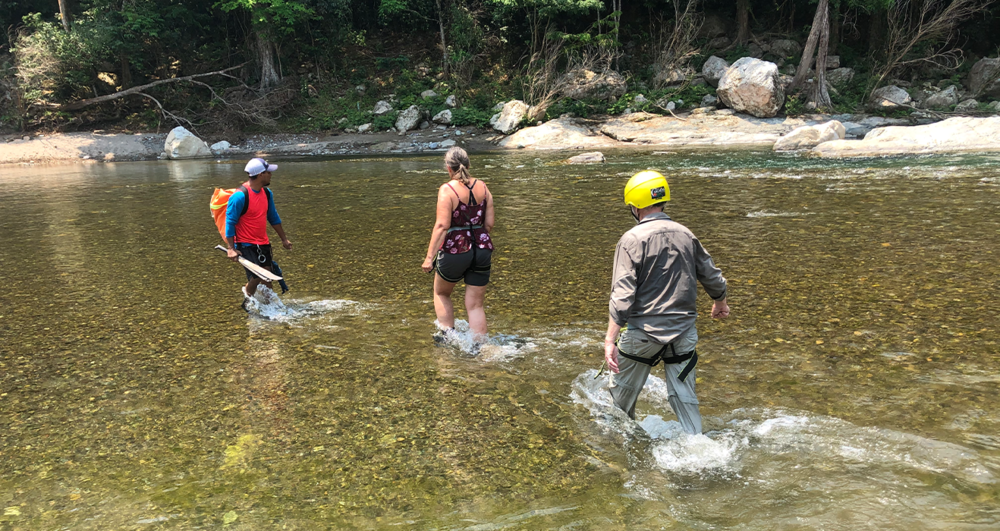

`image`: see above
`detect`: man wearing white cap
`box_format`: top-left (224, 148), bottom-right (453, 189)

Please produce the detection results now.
top-left (224, 157), bottom-right (293, 298)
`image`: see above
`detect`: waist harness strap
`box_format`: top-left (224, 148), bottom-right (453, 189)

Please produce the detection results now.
top-left (616, 341), bottom-right (699, 383)
top-left (447, 224), bottom-right (484, 232)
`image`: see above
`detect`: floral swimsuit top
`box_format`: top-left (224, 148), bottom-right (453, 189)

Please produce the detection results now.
top-left (441, 179), bottom-right (494, 254)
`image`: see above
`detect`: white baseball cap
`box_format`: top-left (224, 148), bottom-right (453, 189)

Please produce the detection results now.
top-left (244, 157), bottom-right (277, 176)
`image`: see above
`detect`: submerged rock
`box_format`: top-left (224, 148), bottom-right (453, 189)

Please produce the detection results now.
top-left (165, 126), bottom-right (211, 159)
top-left (566, 151), bottom-right (606, 164)
top-left (773, 121), bottom-right (845, 151)
top-left (717, 58), bottom-right (784, 118)
top-left (812, 116), bottom-right (1000, 157)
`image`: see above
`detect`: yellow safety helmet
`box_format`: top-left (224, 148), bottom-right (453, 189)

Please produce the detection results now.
top-left (624, 170), bottom-right (670, 209)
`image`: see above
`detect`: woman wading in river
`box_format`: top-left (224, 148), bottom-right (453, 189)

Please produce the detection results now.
top-left (422, 147), bottom-right (495, 342)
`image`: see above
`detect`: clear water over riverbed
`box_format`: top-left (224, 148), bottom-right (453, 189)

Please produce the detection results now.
top-left (1, 150), bottom-right (999, 529)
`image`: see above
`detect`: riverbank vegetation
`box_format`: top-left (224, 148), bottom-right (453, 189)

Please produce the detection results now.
top-left (2, 0), bottom-right (1000, 134)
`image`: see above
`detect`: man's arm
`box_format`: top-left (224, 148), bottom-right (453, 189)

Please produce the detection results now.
top-left (605, 237), bottom-right (638, 374)
top-left (265, 191), bottom-right (291, 250)
top-left (272, 223), bottom-right (292, 250)
top-left (225, 193), bottom-right (246, 261)
top-left (693, 237), bottom-right (730, 319)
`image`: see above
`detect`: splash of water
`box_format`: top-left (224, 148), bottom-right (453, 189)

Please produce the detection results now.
top-left (243, 286), bottom-right (361, 322)
top-left (434, 319), bottom-right (536, 361)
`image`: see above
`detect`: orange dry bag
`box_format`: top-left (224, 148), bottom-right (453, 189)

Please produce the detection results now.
top-left (210, 185), bottom-right (273, 242)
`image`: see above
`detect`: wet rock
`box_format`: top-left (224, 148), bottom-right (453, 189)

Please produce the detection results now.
top-left (432, 109), bottom-right (452, 125)
top-left (493, 100), bottom-right (530, 135)
top-left (445, 95), bottom-right (457, 107)
top-left (559, 69), bottom-right (627, 101)
top-left (868, 85), bottom-right (911, 110)
top-left (921, 86), bottom-right (958, 109)
top-left (395, 105), bottom-right (422, 135)
top-left (420, 89), bottom-right (438, 99)
top-left (769, 39), bottom-right (802, 59)
top-left (373, 100), bottom-right (393, 115)
top-left (956, 98), bottom-right (979, 113)
top-left (498, 117), bottom-right (616, 149)
top-left (566, 151), bottom-right (606, 164)
top-left (164, 126), bottom-right (211, 159)
top-left (210, 141), bottom-right (231, 154)
top-left (968, 57), bottom-right (1000, 98)
top-left (702, 56), bottom-right (729, 88)
top-left (812, 116), bottom-right (1000, 157)
top-left (773, 120), bottom-right (845, 151)
top-left (717, 58), bottom-right (784, 118)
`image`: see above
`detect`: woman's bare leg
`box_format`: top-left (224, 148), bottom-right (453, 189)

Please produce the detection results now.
top-left (433, 274), bottom-right (457, 329)
top-left (465, 284), bottom-right (488, 339)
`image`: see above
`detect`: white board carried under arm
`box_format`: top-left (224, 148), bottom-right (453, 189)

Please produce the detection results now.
top-left (215, 245), bottom-right (283, 282)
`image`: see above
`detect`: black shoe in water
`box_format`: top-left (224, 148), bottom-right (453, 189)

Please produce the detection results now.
top-left (433, 328), bottom-right (454, 345)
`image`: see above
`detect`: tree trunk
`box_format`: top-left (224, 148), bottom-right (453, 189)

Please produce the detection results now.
top-left (120, 52), bottom-right (132, 89)
top-left (830, 0), bottom-right (840, 55)
top-left (812, 0), bottom-right (832, 108)
top-left (435, 0), bottom-right (449, 77)
top-left (255, 32), bottom-right (281, 89)
top-left (736, 0), bottom-right (750, 45)
top-left (868, 8), bottom-right (886, 58)
top-left (789, 0), bottom-right (827, 92)
top-left (58, 0), bottom-right (71, 32)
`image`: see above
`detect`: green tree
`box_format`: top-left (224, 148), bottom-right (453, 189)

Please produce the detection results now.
top-left (215, 0), bottom-right (317, 88)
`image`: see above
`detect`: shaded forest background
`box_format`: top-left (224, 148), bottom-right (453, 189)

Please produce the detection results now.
top-left (3, 0), bottom-right (1000, 134)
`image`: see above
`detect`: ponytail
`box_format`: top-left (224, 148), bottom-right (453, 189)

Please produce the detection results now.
top-left (444, 146), bottom-right (472, 185)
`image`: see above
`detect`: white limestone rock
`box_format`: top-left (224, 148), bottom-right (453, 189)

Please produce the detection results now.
top-left (968, 57), bottom-right (1000, 98)
top-left (566, 151), bottom-right (606, 164)
top-left (702, 56), bottom-right (729, 88)
top-left (717, 58), bottom-right (785, 118)
top-left (826, 68), bottom-right (855, 87)
top-left (869, 85), bottom-right (911, 110)
top-left (773, 120), bottom-right (846, 151)
top-left (373, 100), bottom-right (393, 115)
top-left (445, 95), bottom-right (457, 107)
top-left (432, 109), bottom-right (453, 125)
top-left (395, 105), bottom-right (423, 135)
top-left (164, 126), bottom-right (211, 159)
top-left (921, 85), bottom-right (958, 109)
top-left (210, 141), bottom-right (231, 154)
top-left (812, 116), bottom-right (1000, 157)
top-left (493, 100), bottom-right (530, 134)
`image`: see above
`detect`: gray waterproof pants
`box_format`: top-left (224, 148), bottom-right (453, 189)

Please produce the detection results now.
top-left (609, 325), bottom-right (702, 435)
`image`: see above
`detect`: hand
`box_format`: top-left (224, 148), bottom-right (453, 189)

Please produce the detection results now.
top-left (422, 257), bottom-right (434, 273)
top-left (282, 239), bottom-right (293, 250)
top-left (227, 248), bottom-right (240, 262)
top-left (604, 341), bottom-right (620, 374)
top-left (712, 299), bottom-right (730, 319)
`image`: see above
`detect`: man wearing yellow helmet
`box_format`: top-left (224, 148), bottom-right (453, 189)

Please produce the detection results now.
top-left (604, 170), bottom-right (730, 435)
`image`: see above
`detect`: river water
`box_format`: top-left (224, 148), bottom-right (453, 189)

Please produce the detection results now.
top-left (1, 150), bottom-right (998, 529)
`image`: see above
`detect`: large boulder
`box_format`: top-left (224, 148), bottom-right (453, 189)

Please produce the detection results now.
top-left (868, 85), bottom-right (911, 110)
top-left (493, 100), bottom-right (530, 134)
top-left (559, 69), bottom-right (627, 100)
top-left (811, 116), bottom-right (1000, 157)
top-left (702, 56), bottom-right (730, 88)
top-left (826, 67), bottom-right (855, 87)
top-left (921, 85), bottom-right (959, 109)
top-left (769, 39), bottom-right (802, 58)
top-left (716, 57), bottom-right (785, 118)
top-left (956, 98), bottom-right (979, 113)
top-left (373, 100), bottom-right (393, 115)
top-left (968, 57), bottom-right (1000, 98)
top-left (773, 120), bottom-right (846, 151)
top-left (395, 105), bottom-right (423, 135)
top-left (498, 117), bottom-right (616, 149)
top-left (164, 127), bottom-right (211, 159)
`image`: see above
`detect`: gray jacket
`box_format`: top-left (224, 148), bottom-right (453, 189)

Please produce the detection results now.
top-left (609, 212), bottom-right (727, 344)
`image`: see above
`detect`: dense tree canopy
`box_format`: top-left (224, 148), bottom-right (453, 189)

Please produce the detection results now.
top-left (2, 0), bottom-right (1000, 131)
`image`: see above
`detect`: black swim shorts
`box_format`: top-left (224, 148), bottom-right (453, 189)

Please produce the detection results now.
top-left (435, 248), bottom-right (492, 286)
top-left (236, 242), bottom-right (275, 283)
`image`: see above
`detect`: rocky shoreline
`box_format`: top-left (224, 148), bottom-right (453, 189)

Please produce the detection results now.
top-left (2, 111), bottom-right (998, 166)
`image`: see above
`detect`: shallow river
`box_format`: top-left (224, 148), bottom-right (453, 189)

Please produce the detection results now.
top-left (1, 149), bottom-right (999, 530)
